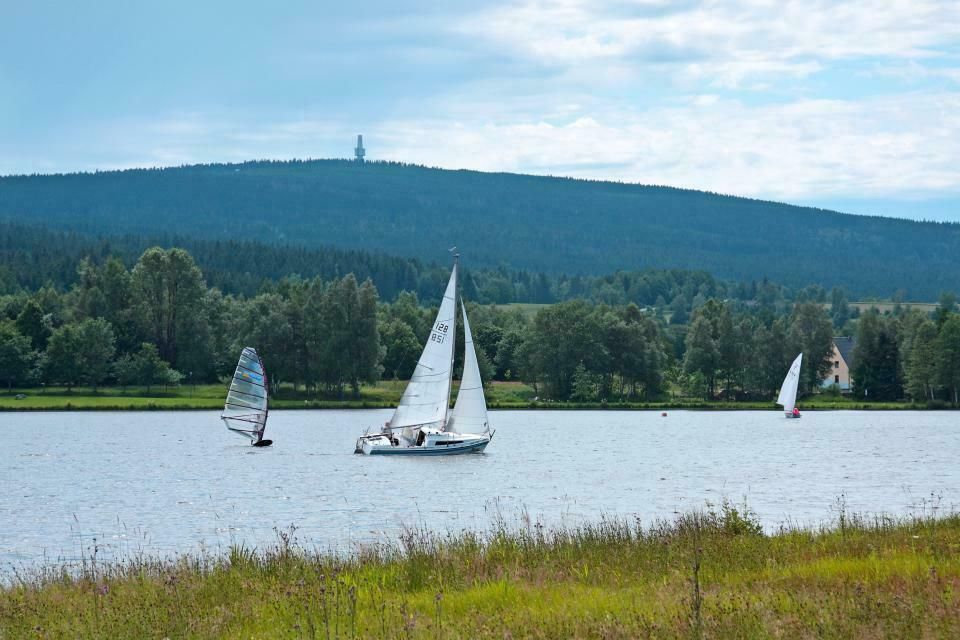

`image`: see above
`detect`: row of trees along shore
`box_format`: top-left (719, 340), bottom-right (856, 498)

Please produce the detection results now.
top-left (1, 247), bottom-right (960, 404)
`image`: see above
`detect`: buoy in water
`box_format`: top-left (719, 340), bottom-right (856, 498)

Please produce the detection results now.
top-left (661, 412), bottom-right (667, 417)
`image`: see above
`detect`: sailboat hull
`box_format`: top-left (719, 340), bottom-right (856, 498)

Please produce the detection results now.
top-left (253, 439), bottom-right (273, 447)
top-left (357, 431), bottom-right (491, 456)
top-left (367, 438), bottom-right (489, 456)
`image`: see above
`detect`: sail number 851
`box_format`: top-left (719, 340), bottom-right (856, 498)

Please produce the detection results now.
top-left (430, 322), bottom-right (450, 344)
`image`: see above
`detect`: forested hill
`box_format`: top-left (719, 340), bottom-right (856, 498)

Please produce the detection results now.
top-left (0, 222), bottom-right (421, 300)
top-left (1, 159), bottom-right (957, 298)
top-left (0, 221), bottom-right (765, 309)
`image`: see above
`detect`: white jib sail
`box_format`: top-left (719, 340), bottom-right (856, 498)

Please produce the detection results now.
top-left (388, 261), bottom-right (457, 440)
top-left (222, 347), bottom-right (268, 443)
top-left (447, 301), bottom-right (490, 435)
top-left (776, 352), bottom-right (803, 413)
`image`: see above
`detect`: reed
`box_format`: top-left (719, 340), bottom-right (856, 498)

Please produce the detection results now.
top-left (2, 503), bottom-right (958, 638)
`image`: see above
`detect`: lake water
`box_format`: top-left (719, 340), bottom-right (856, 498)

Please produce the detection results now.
top-left (3, 410), bottom-right (958, 570)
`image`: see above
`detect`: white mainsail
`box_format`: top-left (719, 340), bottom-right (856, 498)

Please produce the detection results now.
top-left (387, 260), bottom-right (457, 441)
top-left (222, 347), bottom-right (269, 443)
top-left (447, 301), bottom-right (490, 435)
top-left (776, 352), bottom-right (803, 414)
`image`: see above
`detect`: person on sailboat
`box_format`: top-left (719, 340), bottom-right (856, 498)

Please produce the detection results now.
top-left (792, 406), bottom-right (800, 417)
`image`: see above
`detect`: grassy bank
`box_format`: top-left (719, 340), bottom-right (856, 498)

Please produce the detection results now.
top-left (0, 383), bottom-right (400, 411)
top-left (0, 381), bottom-right (944, 411)
top-left (3, 507), bottom-right (958, 638)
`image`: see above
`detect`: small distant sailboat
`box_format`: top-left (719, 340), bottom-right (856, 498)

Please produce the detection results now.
top-left (777, 353), bottom-right (803, 419)
top-left (222, 347), bottom-right (273, 447)
top-left (355, 254), bottom-right (493, 455)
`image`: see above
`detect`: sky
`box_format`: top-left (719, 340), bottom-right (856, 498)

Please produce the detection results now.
top-left (1, 0), bottom-right (958, 220)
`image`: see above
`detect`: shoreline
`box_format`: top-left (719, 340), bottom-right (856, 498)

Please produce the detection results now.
top-left (3, 381), bottom-right (947, 412)
top-left (0, 398), bottom-right (948, 411)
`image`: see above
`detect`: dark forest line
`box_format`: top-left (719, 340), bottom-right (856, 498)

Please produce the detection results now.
top-left (2, 159), bottom-right (959, 298)
top-left (0, 220), bottom-right (789, 309)
top-left (2, 244), bottom-right (959, 407)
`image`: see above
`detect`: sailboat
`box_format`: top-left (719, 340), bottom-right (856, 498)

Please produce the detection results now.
top-left (777, 353), bottom-right (803, 419)
top-left (355, 255), bottom-right (493, 455)
top-left (221, 347), bottom-right (273, 446)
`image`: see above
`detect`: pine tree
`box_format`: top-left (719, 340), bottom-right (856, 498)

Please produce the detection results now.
top-left (76, 318), bottom-right (116, 391)
top-left (0, 322), bottom-right (35, 390)
top-left (905, 320), bottom-right (937, 401)
top-left (936, 315), bottom-right (960, 404)
top-left (15, 299), bottom-right (51, 351)
top-left (787, 302), bottom-right (835, 394)
top-left (683, 315), bottom-right (720, 398)
top-left (352, 279), bottom-right (384, 394)
top-left (571, 362), bottom-right (598, 402)
top-left (131, 247), bottom-right (206, 367)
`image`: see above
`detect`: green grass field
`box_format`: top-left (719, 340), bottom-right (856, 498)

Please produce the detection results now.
top-left (3, 506), bottom-right (958, 638)
top-left (0, 381), bottom-right (520, 411)
top-left (0, 381), bottom-right (940, 411)
top-left (849, 301), bottom-right (938, 315)
top-left (495, 302), bottom-right (553, 317)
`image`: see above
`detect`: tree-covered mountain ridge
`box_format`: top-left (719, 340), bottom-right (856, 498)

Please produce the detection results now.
top-left (0, 220), bottom-right (774, 309)
top-left (2, 158), bottom-right (958, 298)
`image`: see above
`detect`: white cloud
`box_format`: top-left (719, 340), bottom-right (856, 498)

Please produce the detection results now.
top-left (867, 59), bottom-right (960, 85)
top-left (366, 91), bottom-right (960, 201)
top-left (23, 88), bottom-right (956, 208)
top-left (3, 0), bottom-right (958, 214)
top-left (457, 0), bottom-right (960, 87)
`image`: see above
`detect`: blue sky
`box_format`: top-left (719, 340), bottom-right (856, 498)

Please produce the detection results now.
top-left (1, 1), bottom-right (958, 220)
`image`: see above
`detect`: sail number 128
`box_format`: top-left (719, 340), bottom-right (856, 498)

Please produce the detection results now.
top-left (430, 322), bottom-right (449, 344)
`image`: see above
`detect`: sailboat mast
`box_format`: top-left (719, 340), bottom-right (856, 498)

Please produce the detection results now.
top-left (443, 251), bottom-right (459, 427)
top-left (259, 351), bottom-right (269, 439)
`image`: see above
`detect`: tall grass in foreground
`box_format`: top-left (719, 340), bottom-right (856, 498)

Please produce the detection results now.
top-left (2, 504), bottom-right (959, 638)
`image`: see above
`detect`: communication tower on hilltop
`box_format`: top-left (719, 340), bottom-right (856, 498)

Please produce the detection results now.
top-left (354, 135), bottom-right (366, 162)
